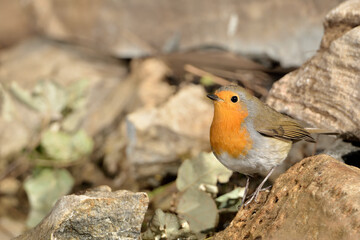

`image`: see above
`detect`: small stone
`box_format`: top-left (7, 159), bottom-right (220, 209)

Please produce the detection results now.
top-left (14, 187), bottom-right (149, 240)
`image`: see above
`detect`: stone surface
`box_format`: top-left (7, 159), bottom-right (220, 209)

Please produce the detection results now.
top-left (130, 58), bottom-right (174, 109)
top-left (0, 0), bottom-right (35, 48)
top-left (0, 217), bottom-right (25, 240)
top-left (267, 1), bottom-right (360, 142)
top-left (31, 0), bottom-right (343, 67)
top-left (100, 59), bottom-right (174, 180)
top-left (269, 135), bottom-right (351, 182)
top-left (0, 177), bottom-right (21, 195)
top-left (322, 0), bottom-right (360, 49)
top-left (0, 38), bottom-right (129, 160)
top-left (215, 154), bottom-right (360, 240)
top-left (126, 84), bottom-right (213, 177)
top-left (14, 186), bottom-right (149, 240)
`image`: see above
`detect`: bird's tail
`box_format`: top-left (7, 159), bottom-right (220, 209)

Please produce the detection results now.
top-left (305, 128), bottom-right (339, 135)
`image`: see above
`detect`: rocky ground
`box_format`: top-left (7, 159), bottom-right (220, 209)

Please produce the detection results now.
top-left (0, 0), bottom-right (359, 239)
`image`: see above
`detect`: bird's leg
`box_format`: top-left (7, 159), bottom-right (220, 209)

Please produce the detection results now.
top-left (240, 175), bottom-right (250, 208)
top-left (245, 167), bottom-right (275, 206)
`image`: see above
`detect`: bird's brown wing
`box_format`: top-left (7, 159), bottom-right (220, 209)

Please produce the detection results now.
top-left (255, 120), bottom-right (315, 142)
top-left (253, 104), bottom-right (315, 143)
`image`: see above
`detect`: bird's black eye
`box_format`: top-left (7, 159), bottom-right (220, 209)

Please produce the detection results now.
top-left (231, 96), bottom-right (238, 103)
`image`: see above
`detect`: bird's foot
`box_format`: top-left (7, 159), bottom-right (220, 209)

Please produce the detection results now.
top-left (238, 175), bottom-right (250, 209)
top-left (244, 185), bottom-right (272, 206)
top-left (243, 167), bottom-right (275, 207)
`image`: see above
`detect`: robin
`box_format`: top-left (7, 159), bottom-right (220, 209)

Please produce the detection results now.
top-left (207, 85), bottom-right (333, 206)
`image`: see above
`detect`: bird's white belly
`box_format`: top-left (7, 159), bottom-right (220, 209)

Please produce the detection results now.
top-left (215, 135), bottom-right (292, 177)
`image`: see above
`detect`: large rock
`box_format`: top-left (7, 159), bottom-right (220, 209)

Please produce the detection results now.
top-left (215, 154), bottom-right (360, 240)
top-left (321, 0), bottom-right (360, 49)
top-left (267, 0), bottom-right (360, 142)
top-left (31, 0), bottom-right (343, 67)
top-left (0, 0), bottom-right (35, 48)
top-left (0, 38), bottom-right (130, 160)
top-left (126, 84), bottom-right (212, 178)
top-left (14, 186), bottom-right (149, 240)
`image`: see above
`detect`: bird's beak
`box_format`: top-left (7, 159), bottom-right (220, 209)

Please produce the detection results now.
top-left (207, 94), bottom-right (223, 102)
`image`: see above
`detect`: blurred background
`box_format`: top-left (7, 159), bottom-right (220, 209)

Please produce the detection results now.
top-left (0, 0), bottom-right (349, 239)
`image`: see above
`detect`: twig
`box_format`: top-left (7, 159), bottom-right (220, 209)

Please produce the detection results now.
top-left (184, 64), bottom-right (232, 86)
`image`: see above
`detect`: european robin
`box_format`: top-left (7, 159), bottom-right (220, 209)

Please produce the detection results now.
top-left (207, 85), bottom-right (330, 205)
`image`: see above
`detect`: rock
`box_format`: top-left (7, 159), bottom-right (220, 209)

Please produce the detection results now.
top-left (269, 135), bottom-right (344, 182)
top-left (267, 2), bottom-right (360, 142)
top-left (0, 38), bottom-right (129, 160)
top-left (14, 186), bottom-right (149, 240)
top-left (126, 84), bottom-right (212, 178)
top-left (98, 58), bottom-right (174, 188)
top-left (31, 0), bottom-right (342, 67)
top-left (215, 154), bottom-right (360, 240)
top-left (0, 177), bottom-right (21, 195)
top-left (133, 58), bottom-right (174, 109)
top-left (0, 0), bottom-right (35, 48)
top-left (0, 217), bottom-right (25, 240)
top-left (321, 0), bottom-right (360, 49)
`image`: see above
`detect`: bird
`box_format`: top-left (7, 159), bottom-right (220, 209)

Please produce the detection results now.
top-left (207, 85), bottom-right (334, 206)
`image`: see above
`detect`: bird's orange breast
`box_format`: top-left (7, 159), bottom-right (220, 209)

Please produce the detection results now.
top-left (210, 103), bottom-right (252, 158)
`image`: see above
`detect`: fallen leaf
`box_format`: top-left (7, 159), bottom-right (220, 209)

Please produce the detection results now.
top-left (142, 209), bottom-right (198, 240)
top-left (177, 187), bottom-right (218, 233)
top-left (176, 152), bottom-right (232, 192)
top-left (41, 129), bottom-right (93, 162)
top-left (216, 187), bottom-right (245, 210)
top-left (10, 80), bottom-right (67, 120)
top-left (24, 168), bottom-right (74, 227)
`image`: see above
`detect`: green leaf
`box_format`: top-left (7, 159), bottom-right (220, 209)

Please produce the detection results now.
top-left (175, 152), bottom-right (232, 233)
top-left (200, 76), bottom-right (214, 86)
top-left (65, 79), bottom-right (89, 110)
top-left (176, 152), bottom-right (232, 192)
top-left (71, 130), bottom-right (94, 157)
top-left (41, 129), bottom-right (93, 162)
top-left (62, 79), bottom-right (89, 132)
top-left (24, 168), bottom-right (74, 227)
top-left (216, 187), bottom-right (245, 210)
top-left (142, 209), bottom-right (198, 240)
top-left (10, 80), bottom-right (67, 119)
top-left (177, 188), bottom-right (218, 233)
top-left (41, 130), bottom-right (72, 161)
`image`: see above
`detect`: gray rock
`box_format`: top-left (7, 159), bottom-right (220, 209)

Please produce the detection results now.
top-left (267, 0), bottom-right (360, 142)
top-left (322, 0), bottom-right (360, 49)
top-left (31, 0), bottom-right (343, 67)
top-left (126, 84), bottom-right (213, 178)
top-left (14, 186), bottom-right (149, 240)
top-left (0, 0), bottom-right (34, 48)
